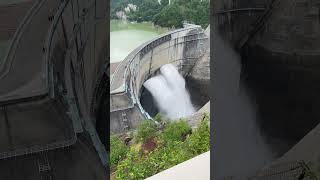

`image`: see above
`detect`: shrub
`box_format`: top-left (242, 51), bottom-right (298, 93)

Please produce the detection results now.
top-left (154, 113), bottom-right (168, 123)
top-left (186, 114), bottom-right (210, 155)
top-left (116, 141), bottom-right (193, 179)
top-left (115, 116), bottom-right (210, 179)
top-left (110, 136), bottom-right (129, 169)
top-left (162, 120), bottom-right (192, 145)
top-left (116, 148), bottom-right (146, 180)
top-left (136, 120), bottom-right (158, 143)
top-left (153, 141), bottom-right (193, 168)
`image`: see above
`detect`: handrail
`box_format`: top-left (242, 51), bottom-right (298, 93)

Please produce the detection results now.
top-left (44, 0), bottom-right (96, 95)
top-left (236, 0), bottom-right (280, 49)
top-left (110, 25), bottom-right (203, 89)
top-left (0, 0), bottom-right (106, 161)
top-left (0, 0), bottom-right (77, 160)
top-left (109, 32), bottom-right (208, 115)
top-left (43, 0), bottom-right (109, 167)
top-left (134, 40), bottom-right (209, 119)
top-left (215, 7), bottom-right (265, 14)
top-left (110, 26), bottom-right (205, 95)
top-left (110, 25), bottom-right (209, 121)
top-left (110, 27), bottom-right (208, 93)
top-left (43, 0), bottom-right (69, 96)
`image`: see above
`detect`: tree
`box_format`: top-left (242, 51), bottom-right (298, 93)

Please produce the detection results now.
top-left (153, 4), bottom-right (184, 28)
top-left (110, 0), bottom-right (210, 29)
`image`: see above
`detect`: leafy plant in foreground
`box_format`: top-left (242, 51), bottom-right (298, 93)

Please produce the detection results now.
top-left (186, 114), bottom-right (210, 155)
top-left (162, 120), bottom-right (192, 145)
top-left (115, 115), bottom-right (210, 179)
top-left (136, 120), bottom-right (158, 143)
top-left (116, 148), bottom-right (146, 180)
top-left (110, 136), bottom-right (129, 169)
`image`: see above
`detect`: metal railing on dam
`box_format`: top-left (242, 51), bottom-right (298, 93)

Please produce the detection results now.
top-left (0, 0), bottom-right (108, 171)
top-left (110, 24), bottom-right (209, 133)
top-left (42, 0), bottom-right (108, 167)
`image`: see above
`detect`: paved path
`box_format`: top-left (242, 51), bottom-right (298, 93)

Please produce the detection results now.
top-left (273, 122), bottom-right (320, 170)
top-left (147, 151), bottom-right (210, 180)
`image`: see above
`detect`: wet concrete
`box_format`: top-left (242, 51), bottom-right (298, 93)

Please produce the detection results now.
top-left (212, 33), bottom-right (274, 179)
top-left (213, 31), bottom-right (320, 179)
top-left (140, 76), bottom-right (209, 118)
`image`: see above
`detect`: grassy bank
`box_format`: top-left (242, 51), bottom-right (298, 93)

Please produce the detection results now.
top-left (110, 114), bottom-right (210, 179)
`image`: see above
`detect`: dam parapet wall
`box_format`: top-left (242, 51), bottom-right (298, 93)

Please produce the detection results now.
top-left (110, 24), bottom-right (209, 134)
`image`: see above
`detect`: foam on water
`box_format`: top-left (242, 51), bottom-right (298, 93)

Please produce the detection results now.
top-left (143, 64), bottom-right (195, 119)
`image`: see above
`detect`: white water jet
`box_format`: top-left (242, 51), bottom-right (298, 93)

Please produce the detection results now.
top-left (143, 64), bottom-right (195, 120)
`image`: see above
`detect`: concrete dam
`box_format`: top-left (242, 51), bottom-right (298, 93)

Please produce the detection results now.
top-left (110, 24), bottom-right (210, 134)
top-left (0, 0), bottom-right (109, 179)
top-left (214, 0), bottom-right (320, 179)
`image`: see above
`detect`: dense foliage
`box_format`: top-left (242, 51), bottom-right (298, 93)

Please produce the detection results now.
top-left (111, 114), bottom-right (210, 179)
top-left (136, 120), bottom-right (158, 143)
top-left (110, 136), bottom-right (129, 169)
top-left (110, 0), bottom-right (209, 28)
top-left (162, 120), bottom-right (192, 144)
top-left (186, 115), bottom-right (210, 154)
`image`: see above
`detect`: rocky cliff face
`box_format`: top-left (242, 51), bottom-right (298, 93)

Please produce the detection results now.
top-left (187, 49), bottom-right (210, 108)
top-left (186, 26), bottom-right (210, 109)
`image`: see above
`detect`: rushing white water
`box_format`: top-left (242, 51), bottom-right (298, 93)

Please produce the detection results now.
top-left (143, 64), bottom-right (195, 119)
top-left (212, 31), bottom-right (273, 179)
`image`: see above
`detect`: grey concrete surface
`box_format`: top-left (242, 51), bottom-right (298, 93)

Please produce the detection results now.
top-left (147, 151), bottom-right (210, 180)
top-left (0, 40), bottom-right (9, 62)
top-left (189, 49), bottom-right (210, 82)
top-left (0, 0), bottom-right (60, 101)
top-left (0, 0), bottom-right (108, 178)
top-left (0, 0), bottom-right (33, 5)
top-left (0, 97), bottom-right (74, 153)
top-left (185, 101), bottom-right (210, 128)
top-left (110, 25), bottom-right (209, 134)
top-left (274, 122), bottom-right (320, 167)
top-left (0, 134), bottom-right (108, 180)
top-left (214, 0), bottom-right (320, 178)
top-left (0, 1), bottom-right (33, 40)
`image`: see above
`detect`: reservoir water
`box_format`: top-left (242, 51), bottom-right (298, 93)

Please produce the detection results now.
top-left (110, 20), bottom-right (167, 63)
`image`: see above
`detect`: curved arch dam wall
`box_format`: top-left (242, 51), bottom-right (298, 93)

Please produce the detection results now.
top-left (214, 0), bottom-right (320, 178)
top-left (110, 25), bottom-right (209, 134)
top-left (0, 0), bottom-right (109, 179)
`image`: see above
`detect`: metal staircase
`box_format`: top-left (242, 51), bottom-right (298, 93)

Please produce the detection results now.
top-left (37, 153), bottom-right (52, 180)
